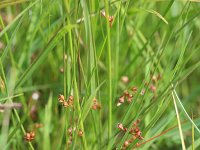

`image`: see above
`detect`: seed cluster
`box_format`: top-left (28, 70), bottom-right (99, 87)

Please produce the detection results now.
top-left (101, 10), bottom-right (114, 27)
top-left (67, 127), bottom-right (84, 146)
top-left (117, 119), bottom-right (143, 149)
top-left (117, 86), bottom-right (137, 106)
top-left (91, 98), bottom-right (101, 110)
top-left (58, 94), bottom-right (73, 108)
top-left (24, 131), bottom-right (35, 142)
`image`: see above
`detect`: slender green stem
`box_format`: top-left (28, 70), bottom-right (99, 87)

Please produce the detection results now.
top-left (104, 0), bottom-right (112, 142)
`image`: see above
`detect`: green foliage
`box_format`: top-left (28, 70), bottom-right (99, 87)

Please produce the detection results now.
top-left (0, 0), bottom-right (200, 149)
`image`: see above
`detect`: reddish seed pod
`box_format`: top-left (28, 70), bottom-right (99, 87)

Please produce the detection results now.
top-left (134, 128), bottom-right (140, 133)
top-left (30, 131), bottom-right (35, 138)
top-left (117, 123), bottom-right (124, 131)
top-left (78, 130), bottom-right (83, 137)
top-left (138, 135), bottom-right (144, 140)
top-left (131, 86), bottom-right (138, 92)
top-left (123, 127), bottom-right (128, 132)
top-left (69, 95), bottom-right (73, 101)
top-left (129, 128), bottom-right (134, 134)
top-left (58, 94), bottom-right (65, 103)
top-left (136, 119), bottom-right (140, 124)
top-left (68, 128), bottom-right (73, 136)
top-left (123, 140), bottom-right (129, 147)
top-left (63, 101), bottom-right (69, 107)
top-left (25, 133), bottom-right (31, 140)
top-left (96, 103), bottom-right (102, 109)
top-left (119, 96), bottom-right (125, 103)
top-left (109, 16), bottom-right (114, 22)
top-left (92, 98), bottom-right (101, 110)
top-left (136, 143), bottom-right (140, 147)
top-left (150, 84), bottom-right (156, 92)
top-left (24, 131), bottom-right (35, 141)
top-left (127, 94), bottom-right (133, 103)
top-left (124, 90), bottom-right (129, 97)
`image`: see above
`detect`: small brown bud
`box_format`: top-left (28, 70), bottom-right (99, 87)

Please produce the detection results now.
top-left (124, 91), bottom-right (129, 97)
top-left (131, 86), bottom-right (138, 92)
top-left (118, 96), bottom-right (125, 103)
top-left (68, 128), bottom-right (73, 136)
top-left (136, 143), bottom-right (140, 147)
top-left (63, 101), bottom-right (69, 107)
top-left (58, 94), bottom-right (65, 103)
top-left (117, 123), bottom-right (124, 131)
top-left (150, 84), bottom-right (156, 93)
top-left (123, 140), bottom-right (129, 147)
top-left (78, 130), bottom-right (83, 137)
top-left (121, 76), bottom-right (129, 84)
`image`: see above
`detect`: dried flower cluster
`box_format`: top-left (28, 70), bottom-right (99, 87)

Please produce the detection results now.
top-left (24, 131), bottom-right (35, 142)
top-left (58, 94), bottom-right (73, 108)
top-left (67, 127), bottom-right (84, 146)
top-left (117, 86), bottom-right (138, 106)
top-left (91, 98), bottom-right (101, 110)
top-left (101, 10), bottom-right (114, 27)
top-left (117, 119), bottom-right (144, 149)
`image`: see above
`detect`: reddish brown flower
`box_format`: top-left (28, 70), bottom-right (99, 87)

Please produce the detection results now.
top-left (78, 130), bottom-right (83, 137)
top-left (58, 94), bottom-right (65, 103)
top-left (117, 123), bottom-right (124, 131)
top-left (24, 131), bottom-right (35, 142)
top-left (150, 84), bottom-right (156, 93)
top-left (91, 98), bottom-right (101, 110)
top-left (63, 101), bottom-right (69, 107)
top-left (131, 86), bottom-right (138, 92)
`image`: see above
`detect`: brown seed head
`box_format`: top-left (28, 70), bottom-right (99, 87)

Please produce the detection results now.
top-left (25, 131), bottom-right (35, 141)
top-left (78, 130), bottom-right (83, 137)
top-left (30, 131), bottom-right (35, 138)
top-left (136, 143), bottom-right (140, 147)
top-left (123, 127), bottom-right (128, 132)
top-left (58, 94), bottom-right (65, 103)
top-left (150, 84), bottom-right (156, 93)
top-left (69, 95), bottom-right (73, 101)
top-left (68, 128), bottom-right (73, 136)
top-left (131, 86), bottom-right (138, 92)
top-left (63, 101), bottom-right (69, 107)
top-left (123, 140), bottom-right (129, 147)
top-left (136, 119), bottom-right (140, 124)
top-left (119, 96), bottom-right (125, 103)
top-left (124, 90), bottom-right (129, 97)
top-left (117, 123), bottom-right (124, 131)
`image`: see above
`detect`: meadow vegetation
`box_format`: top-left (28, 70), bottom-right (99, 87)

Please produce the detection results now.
top-left (0, 0), bottom-right (200, 149)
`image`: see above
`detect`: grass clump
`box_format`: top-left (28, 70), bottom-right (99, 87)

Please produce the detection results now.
top-left (0, 0), bottom-right (200, 149)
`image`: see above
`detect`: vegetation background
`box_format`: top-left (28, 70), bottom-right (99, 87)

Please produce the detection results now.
top-left (0, 0), bottom-right (200, 149)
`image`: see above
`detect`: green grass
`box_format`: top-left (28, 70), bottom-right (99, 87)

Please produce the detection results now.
top-left (0, 0), bottom-right (200, 149)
